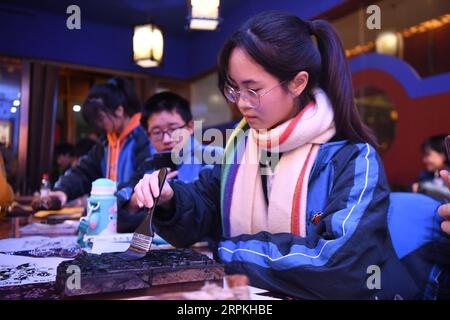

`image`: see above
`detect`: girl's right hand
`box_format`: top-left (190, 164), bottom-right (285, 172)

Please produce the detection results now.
top-left (134, 170), bottom-right (177, 209)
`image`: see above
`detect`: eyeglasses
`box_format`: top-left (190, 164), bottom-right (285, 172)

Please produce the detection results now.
top-left (149, 124), bottom-right (187, 141)
top-left (223, 81), bottom-right (286, 109)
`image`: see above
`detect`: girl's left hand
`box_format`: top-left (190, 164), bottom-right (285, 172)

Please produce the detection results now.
top-left (438, 170), bottom-right (450, 234)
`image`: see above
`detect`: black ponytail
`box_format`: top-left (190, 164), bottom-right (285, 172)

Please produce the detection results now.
top-left (218, 11), bottom-right (378, 148)
top-left (309, 20), bottom-right (377, 147)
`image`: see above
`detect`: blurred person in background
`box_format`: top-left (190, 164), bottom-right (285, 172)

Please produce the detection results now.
top-left (412, 134), bottom-right (450, 201)
top-left (34, 77), bottom-right (151, 209)
top-left (72, 137), bottom-right (99, 166)
top-left (50, 143), bottom-right (76, 185)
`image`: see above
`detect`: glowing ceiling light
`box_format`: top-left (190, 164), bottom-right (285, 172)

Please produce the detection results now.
top-left (188, 0), bottom-right (221, 31)
top-left (375, 32), bottom-right (403, 57)
top-left (133, 24), bottom-right (164, 68)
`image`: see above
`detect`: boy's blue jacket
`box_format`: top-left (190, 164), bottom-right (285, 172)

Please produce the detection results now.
top-left (54, 126), bottom-right (150, 201)
top-left (115, 136), bottom-right (223, 233)
top-left (153, 140), bottom-right (450, 299)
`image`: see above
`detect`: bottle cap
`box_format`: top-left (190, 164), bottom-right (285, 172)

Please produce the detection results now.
top-left (90, 178), bottom-right (117, 196)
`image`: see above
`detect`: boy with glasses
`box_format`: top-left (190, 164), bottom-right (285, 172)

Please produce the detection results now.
top-left (116, 92), bottom-right (223, 232)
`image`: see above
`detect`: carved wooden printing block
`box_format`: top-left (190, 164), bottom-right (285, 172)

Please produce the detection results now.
top-left (56, 249), bottom-right (224, 297)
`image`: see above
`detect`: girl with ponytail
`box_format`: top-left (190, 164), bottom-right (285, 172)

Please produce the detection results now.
top-left (134, 11), bottom-right (449, 299)
top-left (43, 77), bottom-right (151, 209)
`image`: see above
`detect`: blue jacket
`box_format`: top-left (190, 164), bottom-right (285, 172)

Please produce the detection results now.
top-left (153, 140), bottom-right (450, 299)
top-left (55, 126), bottom-right (150, 201)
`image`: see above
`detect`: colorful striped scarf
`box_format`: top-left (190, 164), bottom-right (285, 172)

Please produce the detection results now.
top-left (220, 88), bottom-right (336, 238)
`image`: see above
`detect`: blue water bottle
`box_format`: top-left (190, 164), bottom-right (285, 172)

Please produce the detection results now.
top-left (77, 178), bottom-right (117, 246)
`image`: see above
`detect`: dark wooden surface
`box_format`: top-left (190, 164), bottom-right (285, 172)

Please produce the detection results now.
top-left (0, 282), bottom-right (60, 300)
top-left (56, 249), bottom-right (224, 298)
top-left (0, 249), bottom-right (224, 300)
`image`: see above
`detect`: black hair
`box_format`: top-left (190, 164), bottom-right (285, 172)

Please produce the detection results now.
top-left (218, 10), bottom-right (377, 147)
top-left (82, 77), bottom-right (141, 128)
top-left (74, 138), bottom-right (98, 158)
top-left (54, 143), bottom-right (75, 158)
top-left (141, 91), bottom-right (192, 128)
top-left (421, 134), bottom-right (450, 164)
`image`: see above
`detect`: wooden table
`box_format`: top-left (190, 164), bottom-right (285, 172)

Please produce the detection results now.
top-left (0, 220), bottom-right (287, 300)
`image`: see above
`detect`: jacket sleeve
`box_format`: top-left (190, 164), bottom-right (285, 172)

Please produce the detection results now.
top-left (152, 164), bottom-right (222, 247)
top-left (113, 127), bottom-right (151, 203)
top-left (116, 158), bottom-right (155, 207)
top-left (54, 143), bottom-right (104, 201)
top-left (132, 128), bottom-right (152, 172)
top-left (218, 143), bottom-right (394, 299)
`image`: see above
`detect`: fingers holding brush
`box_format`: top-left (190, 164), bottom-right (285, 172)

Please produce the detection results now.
top-left (134, 169), bottom-right (175, 209)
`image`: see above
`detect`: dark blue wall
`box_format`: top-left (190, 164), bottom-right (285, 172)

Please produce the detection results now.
top-left (0, 0), bottom-right (345, 79)
top-left (0, 4), bottom-right (190, 78)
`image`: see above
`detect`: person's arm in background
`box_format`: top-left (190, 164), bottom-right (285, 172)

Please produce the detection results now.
top-left (52, 143), bottom-right (104, 205)
top-left (116, 127), bottom-right (153, 213)
top-left (438, 170), bottom-right (450, 234)
top-left (0, 154), bottom-right (14, 209)
top-left (117, 159), bottom-right (152, 214)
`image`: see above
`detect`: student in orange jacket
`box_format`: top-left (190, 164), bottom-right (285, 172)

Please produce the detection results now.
top-left (42, 77), bottom-right (151, 207)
